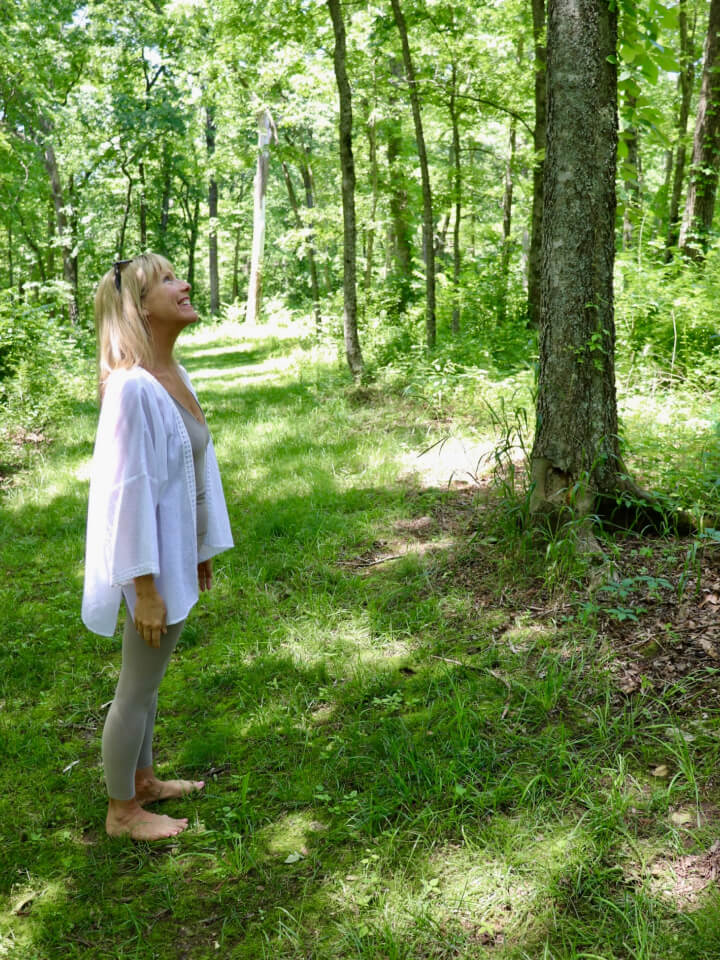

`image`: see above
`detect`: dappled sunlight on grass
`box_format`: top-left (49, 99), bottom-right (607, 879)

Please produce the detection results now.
top-left (6, 324), bottom-right (720, 958)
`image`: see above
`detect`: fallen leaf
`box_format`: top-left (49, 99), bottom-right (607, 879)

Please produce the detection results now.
top-left (652, 765), bottom-right (670, 778)
top-left (699, 638), bottom-right (720, 659)
top-left (671, 810), bottom-right (694, 826)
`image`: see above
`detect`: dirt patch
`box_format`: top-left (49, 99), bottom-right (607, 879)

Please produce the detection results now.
top-left (650, 841), bottom-right (720, 906)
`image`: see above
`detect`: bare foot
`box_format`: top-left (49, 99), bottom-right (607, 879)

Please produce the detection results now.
top-left (106, 799), bottom-right (188, 841)
top-left (135, 777), bottom-right (205, 805)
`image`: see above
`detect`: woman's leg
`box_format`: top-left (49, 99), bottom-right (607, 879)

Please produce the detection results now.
top-left (102, 618), bottom-right (184, 801)
top-left (103, 617), bottom-right (194, 839)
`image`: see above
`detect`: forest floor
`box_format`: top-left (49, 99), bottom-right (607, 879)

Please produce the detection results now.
top-left (3, 320), bottom-right (720, 959)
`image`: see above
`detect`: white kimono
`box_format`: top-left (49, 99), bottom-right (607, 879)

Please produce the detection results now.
top-left (82, 365), bottom-right (233, 637)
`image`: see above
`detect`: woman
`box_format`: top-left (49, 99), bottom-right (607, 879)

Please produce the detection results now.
top-left (82, 253), bottom-right (233, 840)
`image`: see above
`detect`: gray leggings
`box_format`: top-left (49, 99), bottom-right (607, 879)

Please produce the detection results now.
top-left (102, 615), bottom-right (185, 801)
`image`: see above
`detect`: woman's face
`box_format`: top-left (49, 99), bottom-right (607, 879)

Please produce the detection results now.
top-left (143, 264), bottom-right (198, 335)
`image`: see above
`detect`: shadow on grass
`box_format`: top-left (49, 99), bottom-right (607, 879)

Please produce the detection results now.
top-left (3, 333), bottom-right (719, 960)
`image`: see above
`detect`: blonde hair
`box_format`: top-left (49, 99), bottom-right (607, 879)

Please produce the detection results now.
top-left (94, 252), bottom-right (174, 389)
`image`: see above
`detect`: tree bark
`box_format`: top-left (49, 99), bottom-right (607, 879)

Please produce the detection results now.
top-left (666, 0), bottom-right (695, 256)
top-left (679, 0), bottom-right (720, 259)
top-left (530, 0), bottom-right (620, 519)
top-left (246, 109), bottom-right (275, 324)
top-left (390, 0), bottom-right (436, 348)
top-left (327, 0), bottom-right (365, 379)
top-left (206, 105), bottom-right (220, 316)
top-left (528, 0), bottom-right (547, 326)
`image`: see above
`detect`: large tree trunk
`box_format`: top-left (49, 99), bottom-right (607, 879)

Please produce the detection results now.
top-left (666, 0), bottom-right (696, 257)
top-left (327, 0), bottom-right (365, 379)
top-left (390, 0), bottom-right (436, 348)
top-left (246, 109), bottom-right (275, 324)
top-left (206, 105), bottom-right (220, 316)
top-left (527, 0), bottom-right (547, 326)
top-left (679, 0), bottom-right (720, 259)
top-left (530, 0), bottom-right (620, 520)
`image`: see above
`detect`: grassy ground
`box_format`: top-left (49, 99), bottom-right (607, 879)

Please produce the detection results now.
top-left (3, 319), bottom-right (720, 959)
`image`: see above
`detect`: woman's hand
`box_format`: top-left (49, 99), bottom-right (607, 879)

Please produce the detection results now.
top-left (133, 575), bottom-right (167, 648)
top-left (198, 558), bottom-right (213, 592)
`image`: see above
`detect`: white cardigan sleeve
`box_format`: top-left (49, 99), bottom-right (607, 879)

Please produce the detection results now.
top-left (102, 376), bottom-right (164, 584)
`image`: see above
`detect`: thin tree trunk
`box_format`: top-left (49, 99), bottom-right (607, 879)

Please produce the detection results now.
top-left (327, 0), bottom-right (364, 379)
top-left (365, 106), bottom-right (378, 296)
top-left (180, 181), bottom-right (200, 289)
top-left (530, 0), bottom-right (621, 518)
top-left (118, 164), bottom-right (133, 258)
top-left (138, 159), bottom-right (147, 250)
top-left (499, 117), bottom-right (517, 323)
top-left (450, 62), bottom-right (462, 335)
top-left (206, 105), bottom-right (220, 316)
top-left (679, 0), bottom-right (720, 258)
top-left (187, 196), bottom-right (199, 289)
top-left (47, 197), bottom-right (55, 277)
top-left (621, 91), bottom-right (641, 249)
top-left (299, 151), bottom-right (322, 329)
top-left (246, 109), bottom-right (275, 324)
top-left (40, 120), bottom-right (78, 323)
top-left (8, 223), bottom-right (13, 289)
top-left (387, 57), bottom-right (413, 307)
top-left (159, 143), bottom-right (172, 254)
top-left (666, 0), bottom-right (695, 256)
top-left (232, 224), bottom-right (242, 302)
top-left (390, 0), bottom-right (436, 348)
top-left (528, 0), bottom-right (547, 326)
top-left (282, 159), bottom-right (321, 329)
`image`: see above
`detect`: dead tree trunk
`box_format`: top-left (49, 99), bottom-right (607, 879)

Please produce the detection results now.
top-left (246, 109), bottom-right (276, 323)
top-left (679, 0), bottom-right (720, 259)
top-left (530, 0), bottom-right (621, 521)
top-left (327, 0), bottom-right (365, 379)
top-left (390, 0), bottom-right (436, 349)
